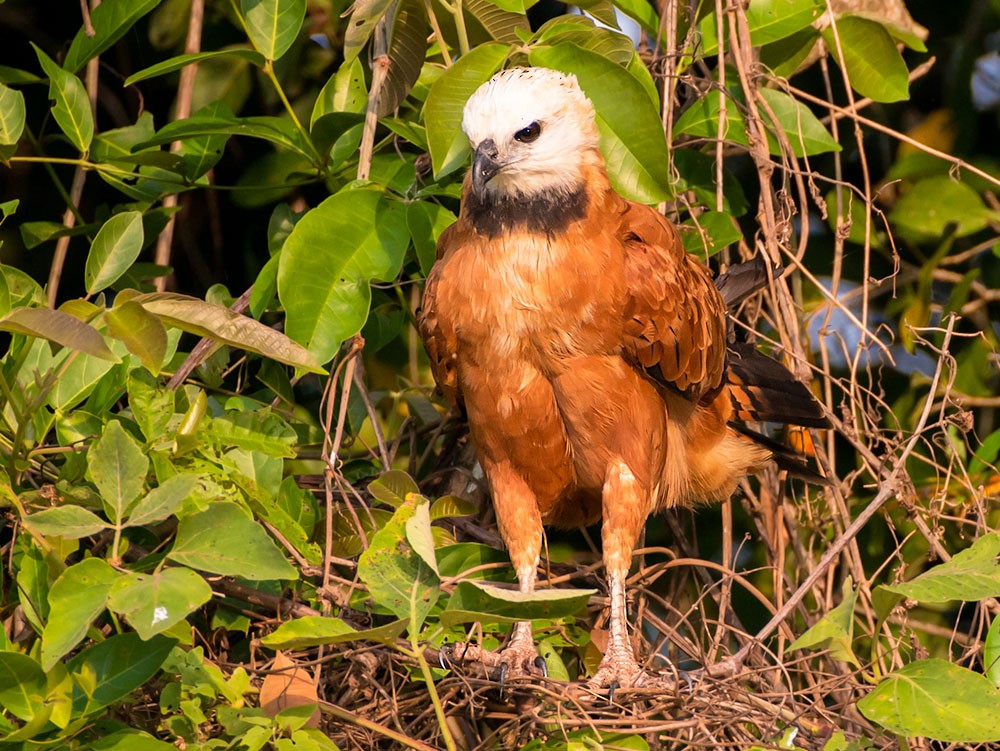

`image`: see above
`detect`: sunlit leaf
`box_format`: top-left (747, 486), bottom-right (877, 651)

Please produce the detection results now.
top-left (41, 559), bottom-right (119, 670)
top-left (107, 569), bottom-right (212, 640)
top-left (67, 633), bottom-right (175, 715)
top-left (822, 15), bottom-right (910, 103)
top-left (125, 48), bottom-right (264, 86)
top-left (788, 577), bottom-right (860, 666)
top-left (439, 580), bottom-right (596, 627)
top-left (700, 0), bottom-right (823, 55)
top-left (85, 212), bottom-right (144, 294)
top-left (859, 659), bottom-right (1000, 742)
top-left (241, 0), bottom-right (307, 61)
top-left (880, 533), bottom-right (1000, 603)
top-left (0, 307), bottom-right (117, 361)
top-left (169, 502), bottom-right (298, 580)
top-left (89, 420), bottom-right (149, 524)
top-left (126, 474), bottom-right (199, 527)
top-left (105, 300), bottom-right (168, 375)
top-left (0, 81), bottom-right (26, 160)
top-left (32, 44), bottom-right (94, 152)
top-left (344, 0), bottom-right (395, 63)
top-left (377, 0), bottom-right (428, 116)
top-left (24, 505), bottom-right (108, 539)
top-left (890, 176), bottom-right (999, 241)
top-left (276, 188), bottom-right (409, 364)
top-left (64, 0), bottom-right (162, 73)
top-left (261, 616), bottom-right (407, 649)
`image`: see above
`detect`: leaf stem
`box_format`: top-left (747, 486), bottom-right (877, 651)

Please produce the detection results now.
top-left (453, 0), bottom-right (471, 57)
top-left (409, 640), bottom-right (457, 751)
top-left (263, 61), bottom-right (316, 163)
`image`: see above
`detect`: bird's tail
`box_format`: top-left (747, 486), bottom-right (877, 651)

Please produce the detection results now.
top-left (715, 258), bottom-right (830, 483)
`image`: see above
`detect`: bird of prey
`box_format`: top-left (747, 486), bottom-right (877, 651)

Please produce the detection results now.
top-left (418, 67), bottom-right (826, 692)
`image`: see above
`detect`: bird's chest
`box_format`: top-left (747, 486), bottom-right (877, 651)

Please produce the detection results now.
top-left (444, 233), bottom-right (622, 367)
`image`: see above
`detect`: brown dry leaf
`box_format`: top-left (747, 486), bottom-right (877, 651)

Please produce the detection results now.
top-left (259, 652), bottom-right (321, 728)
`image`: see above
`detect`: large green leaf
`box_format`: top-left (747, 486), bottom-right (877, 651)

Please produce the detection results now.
top-left (261, 616), bottom-right (408, 649)
top-left (0, 307), bottom-right (117, 361)
top-left (344, 0), bottom-right (395, 63)
top-left (463, 0), bottom-right (530, 43)
top-left (439, 580), bottom-right (596, 627)
top-left (858, 659), bottom-right (1000, 742)
top-left (32, 44), bottom-right (94, 153)
top-left (88, 420), bottom-right (149, 524)
top-left (822, 15), bottom-right (910, 103)
top-left (67, 633), bottom-right (175, 715)
top-left (241, 0), bottom-right (306, 61)
top-left (128, 291), bottom-right (323, 372)
top-left (105, 300), bottom-right (169, 375)
top-left (890, 176), bottom-right (999, 241)
top-left (788, 578), bottom-right (860, 666)
top-left (377, 0), bottom-right (429, 116)
top-left (0, 82), bottom-right (26, 160)
top-left (608, 0), bottom-right (659, 36)
top-left (85, 211), bottom-right (144, 294)
top-left (700, 0), bottom-right (824, 55)
top-left (880, 533), bottom-right (1000, 603)
top-left (0, 652), bottom-right (47, 722)
top-left (529, 43), bottom-right (671, 203)
top-left (424, 43), bottom-right (509, 178)
top-left (674, 86), bottom-right (840, 158)
top-left (357, 495), bottom-right (440, 632)
top-left (24, 505), bottom-right (108, 539)
top-left (276, 188), bottom-right (409, 365)
top-left (41, 559), bottom-right (120, 670)
top-left (107, 569), bottom-right (213, 640)
top-left (406, 200), bottom-right (455, 275)
top-left (64, 0), bottom-right (162, 73)
top-left (169, 502), bottom-right (298, 580)
top-left (126, 474), bottom-right (200, 527)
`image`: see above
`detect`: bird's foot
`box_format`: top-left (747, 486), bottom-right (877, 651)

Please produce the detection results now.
top-left (588, 647), bottom-right (648, 701)
top-left (439, 640), bottom-right (547, 684)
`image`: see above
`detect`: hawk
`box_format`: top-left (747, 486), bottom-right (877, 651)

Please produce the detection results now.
top-left (418, 67), bottom-right (826, 692)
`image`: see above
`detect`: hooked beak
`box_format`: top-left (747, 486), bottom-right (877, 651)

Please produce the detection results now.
top-left (471, 138), bottom-right (503, 194)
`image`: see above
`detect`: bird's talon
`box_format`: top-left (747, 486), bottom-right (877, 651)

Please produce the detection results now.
top-left (496, 661), bottom-right (509, 686)
top-left (607, 679), bottom-right (620, 704)
top-left (533, 655), bottom-right (548, 678)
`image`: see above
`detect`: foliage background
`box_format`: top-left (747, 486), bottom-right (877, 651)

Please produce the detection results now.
top-left (0, 0), bottom-right (999, 749)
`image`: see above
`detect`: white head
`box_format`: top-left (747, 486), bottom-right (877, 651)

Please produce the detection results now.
top-left (461, 67), bottom-right (601, 200)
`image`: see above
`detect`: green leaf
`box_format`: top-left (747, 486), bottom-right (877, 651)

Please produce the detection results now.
top-left (406, 200), bottom-right (454, 275)
top-left (761, 27), bottom-right (821, 78)
top-left (425, 43), bottom-right (509, 178)
top-left (357, 495), bottom-right (440, 632)
top-left (67, 632), bottom-right (175, 715)
top-left (106, 300), bottom-right (169, 375)
top-left (312, 57), bottom-right (367, 127)
top-left (0, 81), bottom-right (26, 159)
top-left (0, 652), bottom-right (47, 722)
top-left (529, 43), bottom-right (672, 203)
top-left (890, 176), bottom-right (999, 241)
top-left (757, 87), bottom-right (841, 156)
top-left (276, 188), bottom-right (409, 365)
top-left (124, 49), bottom-right (265, 86)
top-left (107, 569), bottom-right (212, 640)
top-left (0, 306), bottom-right (118, 362)
top-left (680, 210), bottom-right (743, 258)
top-left (31, 44), bottom-right (94, 152)
top-left (463, 0), bottom-right (529, 44)
top-left (788, 577), bottom-right (860, 666)
top-left (439, 580), bottom-right (596, 627)
top-left (822, 15), bottom-right (910, 103)
top-left (169, 502), bottom-right (298, 580)
top-left (368, 470), bottom-right (420, 509)
top-left (700, 0), bottom-right (824, 55)
top-left (89, 420), bottom-right (148, 524)
top-left (608, 0), bottom-right (659, 36)
top-left (241, 0), bottom-right (307, 61)
top-left (126, 474), bottom-right (199, 527)
top-left (986, 614), bottom-right (1000, 689)
top-left (429, 495), bottom-right (478, 520)
top-left (89, 730), bottom-right (176, 751)
top-left (128, 370), bottom-right (174, 443)
top-left (858, 659), bottom-right (1000, 742)
top-left (85, 211), bottom-right (144, 294)
top-left (41, 558), bottom-right (120, 670)
top-left (64, 0), bottom-right (162, 73)
top-left (970, 428), bottom-right (1000, 476)
top-left (130, 291), bottom-right (323, 372)
top-left (261, 616), bottom-right (408, 649)
top-left (204, 409), bottom-right (297, 456)
top-left (881, 533), bottom-right (1000, 603)
top-left (137, 114), bottom-right (315, 161)
top-left (24, 505), bottom-right (108, 539)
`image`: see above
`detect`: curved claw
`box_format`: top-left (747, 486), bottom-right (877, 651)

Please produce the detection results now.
top-left (533, 655), bottom-right (548, 678)
top-left (607, 678), bottom-right (621, 704)
top-left (438, 645), bottom-right (451, 670)
top-left (496, 660), bottom-right (509, 686)
top-left (677, 669), bottom-right (695, 693)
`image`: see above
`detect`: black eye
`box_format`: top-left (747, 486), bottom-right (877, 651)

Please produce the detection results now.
top-left (513, 121), bottom-right (541, 143)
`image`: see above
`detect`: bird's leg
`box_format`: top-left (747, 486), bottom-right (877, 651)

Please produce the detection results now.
top-left (589, 460), bottom-right (649, 693)
top-left (441, 465), bottom-right (546, 682)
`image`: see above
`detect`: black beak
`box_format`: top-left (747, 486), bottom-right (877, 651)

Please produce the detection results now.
top-left (472, 138), bottom-right (502, 194)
